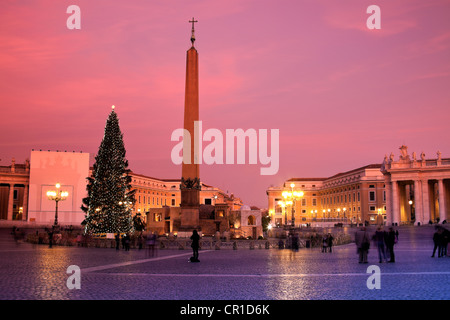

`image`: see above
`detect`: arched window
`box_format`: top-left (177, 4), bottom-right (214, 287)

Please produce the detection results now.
top-left (248, 215), bottom-right (255, 226)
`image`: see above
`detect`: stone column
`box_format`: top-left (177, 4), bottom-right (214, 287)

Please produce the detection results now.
top-left (421, 179), bottom-right (430, 224)
top-left (7, 184), bottom-right (14, 220)
top-left (384, 178), bottom-right (393, 226)
top-left (414, 180), bottom-right (423, 225)
top-left (22, 184), bottom-right (29, 221)
top-left (392, 181), bottom-right (400, 225)
top-left (438, 179), bottom-right (447, 223)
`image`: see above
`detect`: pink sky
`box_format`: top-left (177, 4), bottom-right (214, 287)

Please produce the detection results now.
top-left (1, 0), bottom-right (450, 208)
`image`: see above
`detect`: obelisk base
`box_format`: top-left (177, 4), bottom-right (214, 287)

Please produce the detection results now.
top-left (178, 207), bottom-right (201, 237)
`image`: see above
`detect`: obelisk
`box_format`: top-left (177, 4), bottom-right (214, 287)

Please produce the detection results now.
top-left (180, 18), bottom-right (201, 232)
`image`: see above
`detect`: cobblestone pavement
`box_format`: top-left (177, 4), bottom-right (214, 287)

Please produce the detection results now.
top-left (0, 225), bottom-right (448, 301)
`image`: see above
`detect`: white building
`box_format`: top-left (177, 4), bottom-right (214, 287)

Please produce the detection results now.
top-left (28, 150), bottom-right (90, 225)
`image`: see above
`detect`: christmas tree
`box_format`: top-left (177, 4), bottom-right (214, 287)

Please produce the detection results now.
top-left (82, 106), bottom-right (136, 234)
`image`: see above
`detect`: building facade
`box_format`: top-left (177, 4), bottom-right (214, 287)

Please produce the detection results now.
top-left (267, 164), bottom-right (386, 226)
top-left (0, 151), bottom-right (243, 232)
top-left (381, 146), bottom-right (450, 225)
top-left (0, 158), bottom-right (30, 221)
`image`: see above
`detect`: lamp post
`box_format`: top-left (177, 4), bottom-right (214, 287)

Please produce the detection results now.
top-left (408, 200), bottom-right (414, 222)
top-left (377, 208), bottom-right (383, 226)
top-left (46, 183), bottom-right (68, 226)
top-left (282, 184), bottom-right (304, 228)
top-left (278, 201), bottom-right (286, 226)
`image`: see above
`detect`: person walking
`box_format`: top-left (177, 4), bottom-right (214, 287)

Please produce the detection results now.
top-left (322, 234), bottom-right (328, 253)
top-left (190, 230), bottom-right (200, 262)
top-left (115, 233), bottom-right (120, 251)
top-left (386, 227), bottom-right (397, 262)
top-left (355, 226), bottom-right (370, 263)
top-left (47, 228), bottom-right (54, 248)
top-left (327, 233), bottom-right (334, 253)
top-left (431, 227), bottom-right (441, 258)
top-left (146, 232), bottom-right (157, 258)
top-left (441, 227), bottom-right (449, 257)
top-left (374, 227), bottom-right (387, 263)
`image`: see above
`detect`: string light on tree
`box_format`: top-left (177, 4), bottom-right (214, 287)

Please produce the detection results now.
top-left (81, 105), bottom-right (136, 234)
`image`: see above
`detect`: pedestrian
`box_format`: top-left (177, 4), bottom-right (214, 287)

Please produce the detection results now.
top-left (327, 233), bottom-right (334, 253)
top-left (146, 232), bottom-right (157, 257)
top-left (431, 227), bottom-right (441, 258)
top-left (374, 227), bottom-right (387, 263)
top-left (440, 227), bottom-right (449, 258)
top-left (47, 228), bottom-right (54, 248)
top-left (322, 234), bottom-right (328, 253)
top-left (121, 233), bottom-right (126, 249)
top-left (115, 233), bottom-right (120, 250)
top-left (292, 233), bottom-right (299, 252)
top-left (386, 227), bottom-right (397, 262)
top-left (124, 233), bottom-right (130, 251)
top-left (137, 234), bottom-right (143, 250)
top-left (190, 229), bottom-right (200, 262)
top-left (76, 233), bottom-right (83, 247)
top-left (354, 226), bottom-right (370, 263)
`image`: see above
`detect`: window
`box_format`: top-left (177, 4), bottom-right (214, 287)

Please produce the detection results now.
top-left (312, 198), bottom-right (317, 206)
top-left (369, 206), bottom-right (376, 212)
top-left (154, 213), bottom-right (162, 222)
top-left (248, 215), bottom-right (255, 226)
top-left (171, 199), bottom-right (176, 206)
top-left (205, 198), bottom-right (212, 205)
top-left (301, 199), bottom-right (306, 206)
top-left (357, 192), bottom-right (360, 202)
top-left (369, 191), bottom-right (376, 202)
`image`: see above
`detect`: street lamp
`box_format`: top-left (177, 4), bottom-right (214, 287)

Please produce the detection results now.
top-left (377, 208), bottom-right (383, 226)
top-left (282, 184), bottom-right (304, 228)
top-left (46, 183), bottom-right (68, 226)
top-left (278, 201), bottom-right (286, 226)
top-left (408, 200), bottom-right (414, 221)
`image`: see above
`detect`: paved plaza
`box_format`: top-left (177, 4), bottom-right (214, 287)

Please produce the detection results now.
top-left (0, 226), bottom-right (448, 301)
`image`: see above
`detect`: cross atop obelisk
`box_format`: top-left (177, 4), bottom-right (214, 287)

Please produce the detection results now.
top-left (189, 17), bottom-right (198, 46)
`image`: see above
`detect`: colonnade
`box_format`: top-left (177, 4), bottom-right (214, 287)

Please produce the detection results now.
top-left (385, 178), bottom-right (449, 225)
top-left (382, 147), bottom-right (450, 225)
